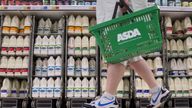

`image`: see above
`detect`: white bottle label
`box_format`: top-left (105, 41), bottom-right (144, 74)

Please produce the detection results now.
top-left (55, 45), bottom-right (62, 54)
top-left (82, 68), bottom-right (89, 76)
top-left (38, 27), bottom-right (44, 34)
top-left (1, 89), bottom-right (8, 95)
top-left (35, 67), bottom-right (42, 76)
top-left (55, 66), bottom-right (62, 71)
top-left (75, 67), bottom-right (81, 76)
top-left (47, 87), bottom-right (54, 94)
top-left (42, 67), bottom-right (48, 76)
top-left (74, 87), bottom-right (81, 97)
top-left (41, 45), bottom-right (47, 55)
top-left (40, 87), bottom-right (47, 95)
top-left (67, 66), bottom-right (74, 76)
top-left (54, 87), bottom-right (62, 97)
top-left (90, 67), bottom-right (96, 76)
top-left (11, 90), bottom-right (17, 96)
top-left (32, 87), bottom-right (39, 96)
top-left (67, 87), bottom-right (74, 97)
top-left (44, 27), bottom-right (51, 34)
top-left (34, 45), bottom-right (40, 54)
top-left (48, 45), bottom-right (55, 55)
top-left (88, 88), bottom-right (96, 97)
top-left (68, 48), bottom-right (74, 55)
top-left (82, 87), bottom-right (88, 97)
top-left (19, 90), bottom-right (27, 97)
top-left (48, 66), bottom-right (55, 75)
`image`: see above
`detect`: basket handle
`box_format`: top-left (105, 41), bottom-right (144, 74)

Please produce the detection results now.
top-left (112, 0), bottom-right (133, 19)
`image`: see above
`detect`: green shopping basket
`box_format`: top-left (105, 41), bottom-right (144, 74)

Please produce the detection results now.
top-left (89, 2), bottom-right (162, 63)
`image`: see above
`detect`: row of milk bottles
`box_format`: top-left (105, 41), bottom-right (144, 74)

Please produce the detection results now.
top-left (68, 36), bottom-right (96, 56)
top-left (135, 77), bottom-right (163, 98)
top-left (32, 77), bottom-right (62, 98)
top-left (165, 16), bottom-right (192, 34)
top-left (67, 15), bottom-right (96, 35)
top-left (2, 15), bottom-right (32, 34)
top-left (1, 36), bottom-right (30, 55)
top-left (67, 56), bottom-right (96, 76)
top-left (169, 77), bottom-right (192, 97)
top-left (167, 38), bottom-right (192, 55)
top-left (101, 77), bottom-right (129, 97)
top-left (170, 58), bottom-right (192, 75)
top-left (0, 56), bottom-right (29, 76)
top-left (67, 77), bottom-right (96, 97)
top-left (34, 35), bottom-right (62, 55)
top-left (37, 18), bottom-right (64, 34)
top-left (0, 78), bottom-right (27, 97)
top-left (35, 56), bottom-right (62, 76)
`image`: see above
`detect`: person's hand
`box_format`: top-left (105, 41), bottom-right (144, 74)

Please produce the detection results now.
top-left (124, 0), bottom-right (129, 5)
top-left (120, 0), bottom-right (129, 13)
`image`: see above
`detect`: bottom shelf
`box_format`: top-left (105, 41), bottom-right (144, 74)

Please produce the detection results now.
top-left (31, 98), bottom-right (63, 108)
top-left (66, 98), bottom-right (130, 108)
top-left (166, 98), bottom-right (192, 108)
top-left (0, 98), bottom-right (29, 108)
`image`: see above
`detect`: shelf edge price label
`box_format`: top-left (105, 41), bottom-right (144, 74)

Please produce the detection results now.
top-left (88, 6), bottom-right (96, 10)
top-left (50, 5), bottom-right (59, 10)
top-left (43, 6), bottom-right (48, 10)
top-left (22, 6), bottom-right (31, 10)
top-left (31, 6), bottom-right (42, 10)
top-left (7, 5), bottom-right (19, 10)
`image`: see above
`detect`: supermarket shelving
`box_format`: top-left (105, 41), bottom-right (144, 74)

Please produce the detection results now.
top-left (160, 6), bottom-right (192, 12)
top-left (1, 5), bottom-right (192, 12)
top-left (0, 5), bottom-right (191, 108)
top-left (0, 5), bottom-right (96, 11)
top-left (64, 13), bottom-right (100, 108)
top-left (29, 15), bottom-right (66, 108)
top-left (1, 5), bottom-right (192, 13)
top-left (161, 9), bottom-right (192, 107)
top-left (0, 14), bottom-right (33, 108)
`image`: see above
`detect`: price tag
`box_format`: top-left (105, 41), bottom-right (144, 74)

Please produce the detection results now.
top-left (51, 5), bottom-right (59, 10)
top-left (89, 6), bottom-right (96, 10)
top-left (22, 6), bottom-right (28, 10)
top-left (56, 6), bottom-right (59, 10)
top-left (7, 6), bottom-right (18, 10)
top-left (43, 6), bottom-right (48, 10)
top-left (30, 6), bottom-right (42, 10)
top-left (2, 6), bottom-right (8, 10)
top-left (59, 5), bottom-right (69, 10)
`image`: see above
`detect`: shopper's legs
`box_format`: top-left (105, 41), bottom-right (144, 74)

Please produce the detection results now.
top-left (129, 59), bottom-right (159, 89)
top-left (105, 63), bottom-right (126, 95)
top-left (84, 0), bottom-right (172, 107)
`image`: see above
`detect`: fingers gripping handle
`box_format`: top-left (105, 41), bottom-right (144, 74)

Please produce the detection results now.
top-left (112, 0), bottom-right (133, 19)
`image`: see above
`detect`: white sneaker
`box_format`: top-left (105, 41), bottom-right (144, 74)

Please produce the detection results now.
top-left (84, 95), bottom-right (119, 108)
top-left (147, 87), bottom-right (171, 108)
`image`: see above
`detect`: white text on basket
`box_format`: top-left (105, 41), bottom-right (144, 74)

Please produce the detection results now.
top-left (117, 28), bottom-right (141, 42)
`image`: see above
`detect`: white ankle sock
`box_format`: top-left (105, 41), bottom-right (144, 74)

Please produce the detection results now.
top-left (150, 86), bottom-right (161, 94)
top-left (103, 92), bottom-right (115, 98)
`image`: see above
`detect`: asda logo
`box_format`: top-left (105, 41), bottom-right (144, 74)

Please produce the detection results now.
top-left (117, 28), bottom-right (141, 42)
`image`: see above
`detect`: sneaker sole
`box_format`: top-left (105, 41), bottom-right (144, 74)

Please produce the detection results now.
top-left (82, 104), bottom-right (96, 108)
top-left (153, 92), bottom-right (172, 108)
top-left (83, 104), bottom-right (118, 108)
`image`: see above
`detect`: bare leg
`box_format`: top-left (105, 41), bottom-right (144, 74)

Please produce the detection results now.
top-left (129, 59), bottom-right (159, 89)
top-left (105, 63), bottom-right (126, 95)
